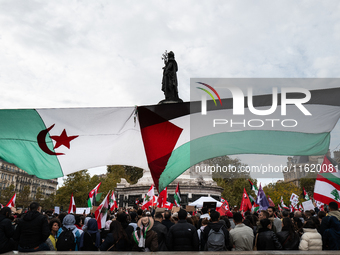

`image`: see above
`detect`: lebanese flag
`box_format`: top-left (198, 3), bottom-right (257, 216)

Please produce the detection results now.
top-left (268, 196), bottom-right (275, 207)
top-left (109, 191), bottom-right (117, 212)
top-left (316, 200), bottom-right (324, 211)
top-left (217, 200), bottom-right (230, 216)
top-left (281, 196), bottom-right (289, 210)
top-left (142, 185), bottom-right (155, 210)
top-left (240, 188), bottom-right (252, 212)
top-left (157, 187), bottom-right (167, 208)
top-left (88, 182), bottom-right (102, 207)
top-left (6, 193), bottom-right (16, 208)
top-left (174, 183), bottom-right (181, 207)
top-left (138, 86), bottom-right (340, 191)
top-left (314, 156), bottom-right (340, 207)
top-left (95, 191), bottom-right (110, 229)
top-left (164, 201), bottom-right (173, 210)
top-left (278, 204), bottom-right (282, 211)
top-left (68, 193), bottom-right (76, 214)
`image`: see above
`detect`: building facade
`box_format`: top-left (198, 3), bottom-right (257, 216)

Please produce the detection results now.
top-left (115, 164), bottom-right (224, 208)
top-left (0, 159), bottom-right (58, 201)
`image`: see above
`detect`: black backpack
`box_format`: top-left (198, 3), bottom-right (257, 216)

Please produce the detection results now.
top-left (56, 227), bottom-right (76, 251)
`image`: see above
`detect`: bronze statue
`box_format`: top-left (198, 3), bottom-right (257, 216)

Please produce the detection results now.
top-left (161, 51), bottom-right (182, 102)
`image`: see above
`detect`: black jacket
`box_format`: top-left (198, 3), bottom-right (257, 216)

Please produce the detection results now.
top-left (276, 229), bottom-right (300, 250)
top-left (167, 220), bottom-right (199, 251)
top-left (100, 233), bottom-right (130, 251)
top-left (256, 228), bottom-right (282, 250)
top-left (152, 221), bottom-right (168, 251)
top-left (202, 222), bottom-right (230, 251)
top-left (0, 215), bottom-right (15, 252)
top-left (162, 219), bottom-right (174, 231)
top-left (13, 210), bottom-right (49, 249)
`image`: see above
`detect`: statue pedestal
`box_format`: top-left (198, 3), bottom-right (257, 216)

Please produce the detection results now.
top-left (158, 99), bottom-right (183, 104)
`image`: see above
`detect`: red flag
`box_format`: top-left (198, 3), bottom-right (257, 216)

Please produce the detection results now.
top-left (157, 187), bottom-right (167, 208)
top-left (164, 201), bottom-right (173, 210)
top-left (68, 193), bottom-right (76, 214)
top-left (268, 196), bottom-right (275, 207)
top-left (217, 200), bottom-right (230, 216)
top-left (240, 188), bottom-right (252, 212)
top-left (6, 193), bottom-right (16, 208)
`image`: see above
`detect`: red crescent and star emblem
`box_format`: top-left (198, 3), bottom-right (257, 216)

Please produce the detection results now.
top-left (37, 124), bottom-right (78, 156)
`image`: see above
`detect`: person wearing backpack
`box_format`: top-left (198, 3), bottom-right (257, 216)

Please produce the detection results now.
top-left (56, 214), bottom-right (83, 251)
top-left (201, 210), bottom-right (231, 251)
top-left (79, 218), bottom-right (101, 251)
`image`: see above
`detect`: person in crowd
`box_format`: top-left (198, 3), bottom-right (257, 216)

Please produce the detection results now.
top-left (162, 211), bottom-right (174, 231)
top-left (152, 212), bottom-right (168, 251)
top-left (167, 209), bottom-right (199, 251)
top-left (197, 219), bottom-right (209, 250)
top-left (129, 212), bottom-right (138, 231)
top-left (171, 212), bottom-right (179, 224)
top-left (79, 218), bottom-right (101, 251)
top-left (191, 215), bottom-right (199, 228)
top-left (116, 212), bottom-right (134, 241)
top-left (197, 207), bottom-right (210, 228)
top-left (319, 202), bottom-right (340, 250)
top-left (13, 202), bottom-right (50, 252)
top-left (257, 210), bottom-right (277, 233)
top-left (294, 211), bottom-right (305, 224)
top-left (220, 215), bottom-right (231, 231)
top-left (282, 210), bottom-right (289, 219)
top-left (201, 210), bottom-right (230, 251)
top-left (45, 218), bottom-right (60, 251)
top-left (0, 207), bottom-right (16, 253)
top-left (132, 216), bottom-right (158, 252)
top-left (292, 217), bottom-right (304, 237)
top-left (100, 220), bottom-right (130, 251)
top-left (57, 214), bottom-right (83, 251)
top-left (82, 216), bottom-right (91, 231)
top-left (244, 214), bottom-right (257, 236)
top-left (229, 212), bottom-right (254, 251)
top-left (276, 217), bottom-right (300, 250)
top-left (318, 211), bottom-right (327, 224)
top-left (101, 220), bottom-right (112, 242)
top-left (268, 206), bottom-right (282, 232)
top-left (75, 215), bottom-right (84, 230)
top-left (299, 219), bottom-right (322, 250)
top-left (256, 218), bottom-right (282, 250)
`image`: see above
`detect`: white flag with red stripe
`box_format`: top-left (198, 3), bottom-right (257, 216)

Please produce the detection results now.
top-left (6, 193), bottom-right (16, 208)
top-left (68, 193), bottom-right (76, 214)
top-left (109, 191), bottom-right (118, 212)
top-left (95, 191), bottom-right (110, 229)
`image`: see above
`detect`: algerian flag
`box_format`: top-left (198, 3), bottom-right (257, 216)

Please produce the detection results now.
top-left (0, 107), bottom-right (148, 179)
top-left (314, 156), bottom-right (340, 207)
top-left (138, 86), bottom-right (340, 191)
top-left (174, 182), bottom-right (181, 207)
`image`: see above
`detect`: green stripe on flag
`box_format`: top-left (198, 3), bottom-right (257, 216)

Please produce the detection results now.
top-left (0, 109), bottom-right (62, 179)
top-left (158, 130), bottom-right (330, 190)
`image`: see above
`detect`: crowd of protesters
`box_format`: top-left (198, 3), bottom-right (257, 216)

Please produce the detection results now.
top-left (1, 201), bottom-right (340, 253)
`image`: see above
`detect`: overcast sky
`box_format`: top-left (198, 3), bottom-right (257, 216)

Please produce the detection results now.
top-left (1, 1), bottom-right (340, 187)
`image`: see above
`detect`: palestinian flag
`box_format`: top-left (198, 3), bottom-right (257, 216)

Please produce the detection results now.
top-left (157, 187), bottom-right (167, 208)
top-left (138, 86), bottom-right (340, 191)
top-left (299, 204), bottom-right (303, 212)
top-left (240, 188), bottom-right (252, 212)
top-left (281, 196), bottom-right (289, 210)
top-left (303, 187), bottom-right (310, 201)
top-left (0, 107), bottom-right (148, 180)
top-left (95, 191), bottom-right (110, 229)
top-left (109, 191), bottom-right (118, 212)
top-left (314, 156), bottom-right (340, 206)
top-left (174, 183), bottom-right (181, 207)
top-left (5, 193), bottom-right (16, 208)
top-left (88, 182), bottom-right (102, 207)
top-left (248, 179), bottom-right (258, 196)
top-left (68, 193), bottom-right (76, 214)
top-left (142, 184), bottom-right (155, 210)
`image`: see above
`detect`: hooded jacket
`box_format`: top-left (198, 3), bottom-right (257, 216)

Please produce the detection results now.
top-left (299, 228), bottom-right (322, 251)
top-left (13, 210), bottom-right (49, 249)
top-left (0, 214), bottom-right (15, 251)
